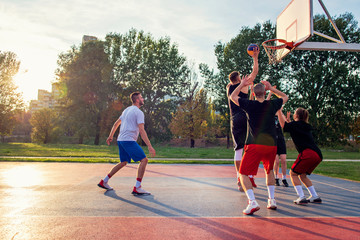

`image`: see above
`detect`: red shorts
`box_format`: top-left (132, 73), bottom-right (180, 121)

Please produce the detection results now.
top-left (292, 149), bottom-right (322, 175)
top-left (239, 144), bottom-right (277, 175)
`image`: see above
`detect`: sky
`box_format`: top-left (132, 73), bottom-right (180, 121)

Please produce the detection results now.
top-left (1, 0), bottom-right (359, 105)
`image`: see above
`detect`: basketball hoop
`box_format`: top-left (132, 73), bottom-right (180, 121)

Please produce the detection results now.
top-left (262, 39), bottom-right (295, 64)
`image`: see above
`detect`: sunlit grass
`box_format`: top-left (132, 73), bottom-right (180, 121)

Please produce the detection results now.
top-left (0, 143), bottom-right (359, 159)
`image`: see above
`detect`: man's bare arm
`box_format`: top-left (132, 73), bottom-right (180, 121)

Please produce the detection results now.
top-left (261, 81), bottom-right (288, 104)
top-left (139, 123), bottom-right (156, 157)
top-left (277, 109), bottom-right (288, 128)
top-left (106, 119), bottom-right (121, 145)
top-left (230, 75), bottom-right (252, 106)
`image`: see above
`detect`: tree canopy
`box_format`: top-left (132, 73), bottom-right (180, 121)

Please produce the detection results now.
top-left (200, 13), bottom-right (360, 146)
top-left (105, 29), bottom-right (193, 142)
top-left (0, 51), bottom-right (23, 140)
top-left (56, 40), bottom-right (114, 144)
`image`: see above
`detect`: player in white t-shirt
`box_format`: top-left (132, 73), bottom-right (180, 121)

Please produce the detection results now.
top-left (98, 92), bottom-right (156, 195)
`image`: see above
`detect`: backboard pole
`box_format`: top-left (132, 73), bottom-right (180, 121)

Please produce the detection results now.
top-left (296, 42), bottom-right (360, 52)
top-left (317, 0), bottom-right (345, 43)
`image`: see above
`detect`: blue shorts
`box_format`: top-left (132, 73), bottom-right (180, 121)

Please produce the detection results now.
top-left (117, 141), bottom-right (147, 163)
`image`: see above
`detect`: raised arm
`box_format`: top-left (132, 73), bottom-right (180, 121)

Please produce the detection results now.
top-left (138, 123), bottom-right (156, 157)
top-left (248, 47), bottom-right (259, 83)
top-left (266, 85), bottom-right (276, 100)
top-left (277, 109), bottom-right (288, 128)
top-left (230, 75), bottom-right (252, 106)
top-left (249, 84), bottom-right (254, 100)
top-left (106, 118), bottom-right (121, 145)
top-left (261, 81), bottom-right (288, 104)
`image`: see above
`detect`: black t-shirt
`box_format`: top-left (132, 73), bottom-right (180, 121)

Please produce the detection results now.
top-left (275, 115), bottom-right (285, 140)
top-left (283, 121), bottom-right (323, 159)
top-left (227, 83), bottom-right (248, 117)
top-left (238, 98), bottom-right (283, 146)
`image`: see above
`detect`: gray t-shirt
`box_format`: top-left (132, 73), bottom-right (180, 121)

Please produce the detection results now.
top-left (117, 106), bottom-right (145, 141)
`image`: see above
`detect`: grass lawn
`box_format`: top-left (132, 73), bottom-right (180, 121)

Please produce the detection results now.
top-left (0, 143), bottom-right (359, 181)
top-left (286, 161), bottom-right (360, 182)
top-left (0, 143), bottom-right (359, 159)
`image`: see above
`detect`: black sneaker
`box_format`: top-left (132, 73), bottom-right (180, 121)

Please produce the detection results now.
top-left (275, 178), bottom-right (280, 186)
top-left (307, 196), bottom-right (322, 203)
top-left (282, 179), bottom-right (289, 187)
top-left (294, 197), bottom-right (308, 205)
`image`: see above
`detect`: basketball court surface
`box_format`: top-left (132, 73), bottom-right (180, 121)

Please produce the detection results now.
top-left (0, 162), bottom-right (359, 239)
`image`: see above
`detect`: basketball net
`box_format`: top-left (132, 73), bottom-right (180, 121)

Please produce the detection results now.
top-left (262, 39), bottom-right (294, 64)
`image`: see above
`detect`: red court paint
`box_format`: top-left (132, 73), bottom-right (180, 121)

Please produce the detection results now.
top-left (2, 217), bottom-right (358, 240)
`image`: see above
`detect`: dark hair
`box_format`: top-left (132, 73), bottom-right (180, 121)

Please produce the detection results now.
top-left (253, 83), bottom-right (265, 98)
top-left (130, 92), bottom-right (141, 103)
top-left (295, 107), bottom-right (309, 123)
top-left (229, 71), bottom-right (240, 83)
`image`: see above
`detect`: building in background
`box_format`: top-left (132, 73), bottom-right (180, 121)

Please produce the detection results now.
top-left (82, 35), bottom-right (97, 44)
top-left (29, 83), bottom-right (61, 112)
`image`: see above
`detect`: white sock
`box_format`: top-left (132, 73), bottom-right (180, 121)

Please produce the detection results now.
top-left (282, 174), bottom-right (287, 180)
top-left (236, 171), bottom-right (240, 179)
top-left (249, 175), bottom-right (253, 178)
top-left (104, 174), bottom-right (111, 182)
top-left (267, 185), bottom-right (275, 199)
top-left (135, 178), bottom-right (142, 188)
top-left (245, 189), bottom-right (255, 201)
top-left (307, 186), bottom-right (318, 197)
top-left (294, 185), bottom-right (305, 198)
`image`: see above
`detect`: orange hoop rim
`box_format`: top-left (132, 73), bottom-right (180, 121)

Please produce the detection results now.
top-left (262, 39), bottom-right (294, 50)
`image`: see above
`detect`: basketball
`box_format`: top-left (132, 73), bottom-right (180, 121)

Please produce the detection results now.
top-left (247, 44), bottom-right (259, 56)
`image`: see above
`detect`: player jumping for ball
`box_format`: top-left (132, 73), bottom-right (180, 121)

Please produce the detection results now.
top-left (277, 107), bottom-right (322, 204)
top-left (226, 46), bottom-right (259, 191)
top-left (230, 77), bottom-right (288, 215)
top-left (98, 92), bottom-right (156, 195)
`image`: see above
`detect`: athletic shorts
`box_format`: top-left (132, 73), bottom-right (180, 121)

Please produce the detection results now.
top-left (276, 136), bottom-right (287, 155)
top-left (292, 148), bottom-right (322, 175)
top-left (230, 113), bottom-right (248, 150)
top-left (117, 141), bottom-right (146, 163)
top-left (239, 144), bottom-right (277, 175)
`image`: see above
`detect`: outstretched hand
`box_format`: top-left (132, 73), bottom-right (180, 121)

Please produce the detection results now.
top-left (286, 111), bottom-right (291, 122)
top-left (252, 46), bottom-right (260, 59)
top-left (260, 80), bottom-right (272, 91)
top-left (240, 74), bottom-right (253, 87)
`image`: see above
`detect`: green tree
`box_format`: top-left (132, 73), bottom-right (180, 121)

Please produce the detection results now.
top-left (30, 108), bottom-right (58, 144)
top-left (201, 13), bottom-right (360, 146)
top-left (169, 88), bottom-right (209, 148)
top-left (200, 21), bottom-right (278, 147)
top-left (56, 40), bottom-right (115, 145)
top-left (105, 29), bottom-right (192, 142)
top-left (0, 51), bottom-right (23, 142)
top-left (284, 13), bottom-right (360, 145)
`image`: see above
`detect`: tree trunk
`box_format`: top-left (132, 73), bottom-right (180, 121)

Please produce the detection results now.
top-left (226, 133), bottom-right (230, 149)
top-left (78, 135), bottom-right (84, 144)
top-left (94, 115), bottom-right (101, 145)
top-left (44, 132), bottom-right (49, 144)
top-left (190, 138), bottom-right (195, 148)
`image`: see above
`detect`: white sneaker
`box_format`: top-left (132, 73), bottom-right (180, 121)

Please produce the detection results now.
top-left (97, 179), bottom-right (113, 190)
top-left (132, 186), bottom-right (151, 195)
top-left (243, 200), bottom-right (260, 215)
top-left (267, 198), bottom-right (277, 210)
top-left (294, 196), bottom-right (308, 205)
top-left (307, 196), bottom-right (322, 203)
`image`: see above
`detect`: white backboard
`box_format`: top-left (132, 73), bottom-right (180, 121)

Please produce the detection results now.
top-left (276, 0), bottom-right (314, 60)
